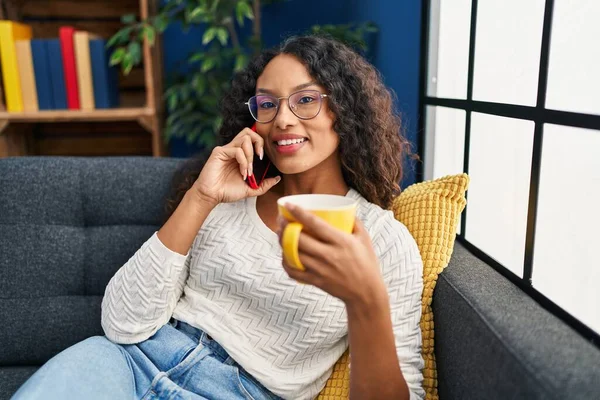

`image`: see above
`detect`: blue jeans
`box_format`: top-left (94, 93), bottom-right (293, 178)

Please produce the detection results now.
top-left (12, 320), bottom-right (282, 400)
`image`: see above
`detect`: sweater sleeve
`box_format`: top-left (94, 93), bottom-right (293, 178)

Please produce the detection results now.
top-left (101, 232), bottom-right (192, 344)
top-left (377, 217), bottom-right (426, 400)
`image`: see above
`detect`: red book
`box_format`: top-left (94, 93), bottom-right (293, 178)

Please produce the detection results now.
top-left (59, 26), bottom-right (80, 109)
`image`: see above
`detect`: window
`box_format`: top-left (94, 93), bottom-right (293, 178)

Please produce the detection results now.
top-left (421, 0), bottom-right (600, 337)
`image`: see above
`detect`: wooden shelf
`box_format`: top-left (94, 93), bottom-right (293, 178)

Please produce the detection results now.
top-left (0, 0), bottom-right (166, 158)
top-left (0, 107), bottom-right (159, 152)
top-left (0, 107), bottom-right (153, 123)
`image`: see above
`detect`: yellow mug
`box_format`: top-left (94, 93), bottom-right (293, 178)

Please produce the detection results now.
top-left (277, 194), bottom-right (358, 271)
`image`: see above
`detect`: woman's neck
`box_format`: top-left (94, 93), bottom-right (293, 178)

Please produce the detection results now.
top-left (271, 151), bottom-right (349, 197)
top-left (270, 169), bottom-right (349, 197)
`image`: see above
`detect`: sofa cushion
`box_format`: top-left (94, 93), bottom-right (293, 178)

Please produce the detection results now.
top-left (434, 242), bottom-right (600, 400)
top-left (0, 296), bottom-right (102, 365)
top-left (0, 366), bottom-right (38, 399)
top-left (0, 156), bottom-right (184, 365)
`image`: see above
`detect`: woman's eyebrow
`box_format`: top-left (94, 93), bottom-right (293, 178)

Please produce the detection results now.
top-left (256, 82), bottom-right (317, 95)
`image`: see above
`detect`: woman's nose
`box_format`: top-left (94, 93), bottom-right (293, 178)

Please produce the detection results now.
top-left (273, 99), bottom-right (298, 130)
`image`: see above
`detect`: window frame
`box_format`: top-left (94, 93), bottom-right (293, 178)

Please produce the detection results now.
top-left (418, 0), bottom-right (600, 345)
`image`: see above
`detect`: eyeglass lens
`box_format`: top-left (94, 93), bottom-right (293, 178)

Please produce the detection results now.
top-left (248, 90), bottom-right (323, 122)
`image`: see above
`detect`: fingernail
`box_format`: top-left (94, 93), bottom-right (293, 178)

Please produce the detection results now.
top-left (243, 170), bottom-right (247, 180)
top-left (248, 165), bottom-right (253, 176)
top-left (259, 149), bottom-right (263, 160)
top-left (275, 176), bottom-right (281, 183)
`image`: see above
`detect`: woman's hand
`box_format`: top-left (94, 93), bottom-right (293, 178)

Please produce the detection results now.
top-left (278, 204), bottom-right (388, 306)
top-left (191, 127), bottom-right (281, 206)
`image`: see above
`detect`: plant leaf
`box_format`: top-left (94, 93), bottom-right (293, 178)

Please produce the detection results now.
top-left (189, 52), bottom-right (205, 63)
top-left (210, 0), bottom-right (221, 13)
top-left (181, 85), bottom-right (191, 102)
top-left (107, 26), bottom-right (133, 48)
top-left (142, 25), bottom-right (156, 46)
top-left (109, 47), bottom-right (126, 66)
top-left (202, 27), bottom-right (217, 45)
top-left (128, 41), bottom-right (142, 65)
top-left (121, 14), bottom-right (136, 24)
top-left (239, 1), bottom-right (254, 20)
top-left (122, 52), bottom-right (134, 75)
top-left (188, 6), bottom-right (206, 22)
top-left (234, 53), bottom-right (247, 72)
top-left (216, 27), bottom-right (228, 46)
top-left (236, 1), bottom-right (253, 25)
top-left (213, 115), bottom-right (223, 132)
top-left (192, 74), bottom-right (207, 95)
top-left (167, 98), bottom-right (177, 116)
top-left (235, 3), bottom-right (245, 26)
top-left (201, 57), bottom-right (216, 72)
top-left (154, 14), bottom-right (170, 33)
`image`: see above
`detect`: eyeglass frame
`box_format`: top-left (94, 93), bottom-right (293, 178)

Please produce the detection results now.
top-left (244, 89), bottom-right (329, 123)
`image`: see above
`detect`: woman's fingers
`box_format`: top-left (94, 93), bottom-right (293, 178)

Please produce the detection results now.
top-left (296, 230), bottom-right (330, 258)
top-left (240, 135), bottom-right (254, 177)
top-left (282, 258), bottom-right (319, 286)
top-left (219, 146), bottom-right (249, 179)
top-left (247, 176), bottom-right (281, 197)
top-left (228, 128), bottom-right (265, 161)
top-left (283, 204), bottom-right (343, 244)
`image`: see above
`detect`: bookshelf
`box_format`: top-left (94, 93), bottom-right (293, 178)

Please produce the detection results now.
top-left (0, 0), bottom-right (166, 157)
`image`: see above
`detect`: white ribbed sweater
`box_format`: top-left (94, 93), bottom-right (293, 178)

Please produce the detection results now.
top-left (101, 189), bottom-right (425, 400)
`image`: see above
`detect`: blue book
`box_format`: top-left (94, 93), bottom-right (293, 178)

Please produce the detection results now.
top-left (46, 39), bottom-right (68, 110)
top-left (30, 40), bottom-right (54, 110)
top-left (90, 39), bottom-right (119, 109)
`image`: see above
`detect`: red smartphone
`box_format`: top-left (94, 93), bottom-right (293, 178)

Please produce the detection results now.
top-left (247, 123), bottom-right (272, 189)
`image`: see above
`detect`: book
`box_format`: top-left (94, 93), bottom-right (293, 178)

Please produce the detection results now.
top-left (74, 31), bottom-right (100, 110)
top-left (89, 39), bottom-right (120, 109)
top-left (59, 26), bottom-right (80, 109)
top-left (47, 39), bottom-right (68, 110)
top-left (0, 63), bottom-right (5, 111)
top-left (30, 39), bottom-right (54, 110)
top-left (15, 39), bottom-right (39, 111)
top-left (0, 21), bottom-right (33, 112)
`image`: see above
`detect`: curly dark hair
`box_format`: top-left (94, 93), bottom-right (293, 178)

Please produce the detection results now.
top-left (166, 34), bottom-right (413, 218)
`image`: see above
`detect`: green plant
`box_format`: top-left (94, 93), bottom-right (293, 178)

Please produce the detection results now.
top-left (309, 21), bottom-right (378, 54)
top-left (108, 0), bottom-right (378, 149)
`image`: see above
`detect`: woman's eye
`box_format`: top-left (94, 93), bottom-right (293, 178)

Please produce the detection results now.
top-left (259, 102), bottom-right (276, 109)
top-left (298, 96), bottom-right (315, 104)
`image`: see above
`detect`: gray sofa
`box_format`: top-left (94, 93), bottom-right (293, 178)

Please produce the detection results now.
top-left (1, 156), bottom-right (599, 400)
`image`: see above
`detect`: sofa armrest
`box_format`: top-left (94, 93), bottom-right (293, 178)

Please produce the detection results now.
top-left (433, 241), bottom-right (600, 400)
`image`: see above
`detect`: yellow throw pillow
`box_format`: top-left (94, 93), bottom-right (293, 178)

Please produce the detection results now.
top-left (317, 173), bottom-right (469, 400)
top-left (316, 350), bottom-right (351, 399)
top-left (391, 173), bottom-right (469, 400)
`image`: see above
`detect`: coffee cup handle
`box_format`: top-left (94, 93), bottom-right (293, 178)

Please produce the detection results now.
top-left (282, 222), bottom-right (305, 271)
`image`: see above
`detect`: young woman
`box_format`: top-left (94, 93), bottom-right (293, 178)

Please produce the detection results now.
top-left (13, 35), bottom-right (425, 400)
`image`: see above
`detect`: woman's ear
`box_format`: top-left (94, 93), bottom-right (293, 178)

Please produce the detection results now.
top-left (326, 107), bottom-right (337, 122)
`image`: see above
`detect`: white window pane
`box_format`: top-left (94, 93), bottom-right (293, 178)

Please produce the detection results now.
top-left (424, 106), bottom-right (467, 235)
top-left (424, 106), bottom-right (466, 181)
top-left (472, 0), bottom-right (545, 106)
top-left (533, 125), bottom-right (600, 333)
top-left (427, 0), bottom-right (471, 99)
top-left (546, 0), bottom-right (600, 115)
top-left (465, 113), bottom-right (534, 276)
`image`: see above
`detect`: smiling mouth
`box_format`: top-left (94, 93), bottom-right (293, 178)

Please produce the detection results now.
top-left (274, 138), bottom-right (308, 146)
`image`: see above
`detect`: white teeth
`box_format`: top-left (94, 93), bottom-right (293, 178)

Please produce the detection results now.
top-left (277, 138), bottom-right (306, 146)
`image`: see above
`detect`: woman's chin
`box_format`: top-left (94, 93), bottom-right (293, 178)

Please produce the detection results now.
top-left (272, 162), bottom-right (314, 176)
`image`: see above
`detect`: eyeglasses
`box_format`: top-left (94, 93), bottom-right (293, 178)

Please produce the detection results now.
top-left (245, 90), bottom-right (328, 123)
